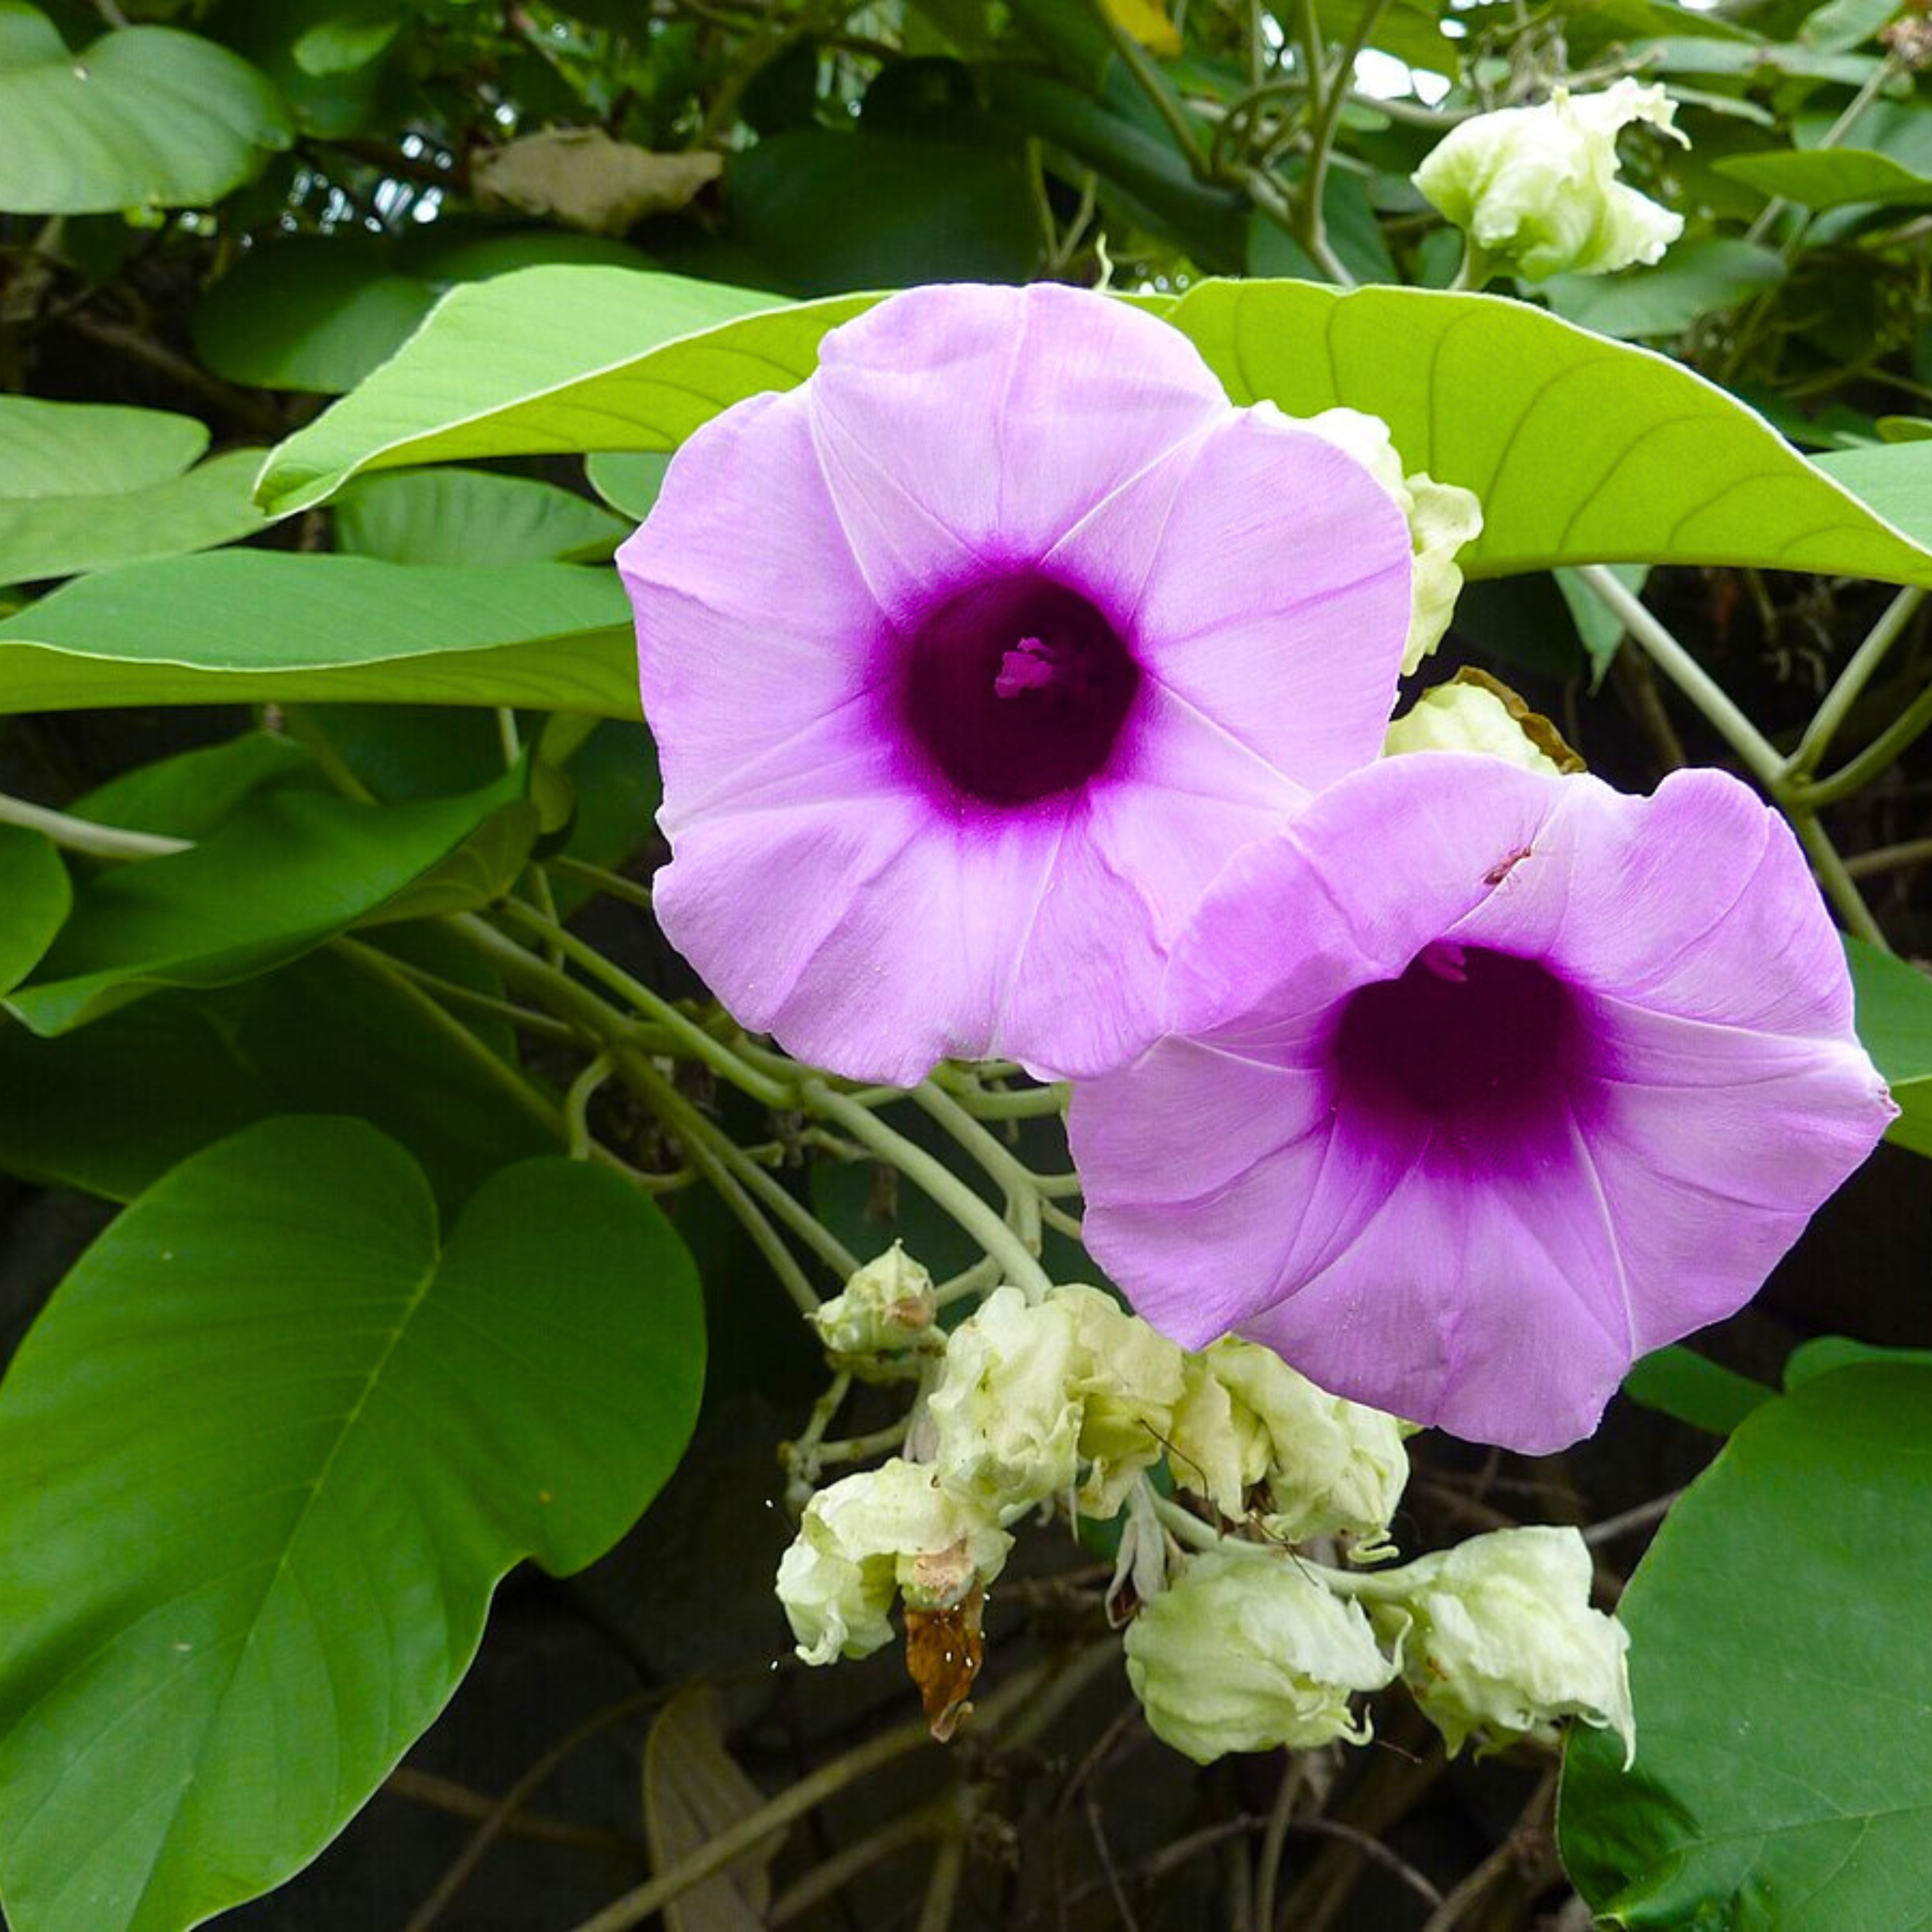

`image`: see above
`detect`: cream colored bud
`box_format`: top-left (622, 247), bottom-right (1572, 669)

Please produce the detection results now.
top-left (809, 1242), bottom-right (939, 1365)
top-left (927, 1286), bottom-right (1085, 1523)
top-left (1206, 1340), bottom-right (1411, 1559)
top-left (1385, 676), bottom-right (1567, 775)
top-left (1414, 80), bottom-right (1687, 280)
top-left (1057, 1283), bottom-right (1188, 1517)
top-left (776, 1458), bottom-right (1011, 1666)
top-left (1302, 406), bottom-right (1482, 673)
top-left (1125, 1548), bottom-right (1400, 1763)
top-left (1370, 1526), bottom-right (1634, 1763)
top-left (1166, 1352), bottom-right (1270, 1519)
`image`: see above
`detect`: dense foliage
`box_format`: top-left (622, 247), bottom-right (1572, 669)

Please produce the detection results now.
top-left (5, 0), bottom-right (1932, 1926)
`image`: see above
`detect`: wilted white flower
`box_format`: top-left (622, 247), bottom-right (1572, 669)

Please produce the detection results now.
top-left (809, 1242), bottom-right (939, 1367)
top-left (1384, 673), bottom-right (1575, 776)
top-left (927, 1286), bottom-right (1086, 1522)
top-left (1414, 80), bottom-right (1688, 280)
top-left (776, 1458), bottom-right (1011, 1666)
top-left (1302, 408), bottom-right (1483, 672)
top-left (1369, 1526), bottom-right (1634, 1762)
top-left (1058, 1283), bottom-right (1188, 1516)
top-left (1125, 1548), bottom-right (1400, 1762)
top-left (1179, 1340), bottom-right (1411, 1558)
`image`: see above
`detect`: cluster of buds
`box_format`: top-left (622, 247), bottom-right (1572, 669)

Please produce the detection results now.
top-left (776, 1262), bottom-right (1631, 1769)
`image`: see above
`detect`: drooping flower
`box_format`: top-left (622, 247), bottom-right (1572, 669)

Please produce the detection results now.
top-left (1366, 1526), bottom-right (1634, 1763)
top-left (1124, 1547), bottom-right (1398, 1763)
top-left (619, 283), bottom-right (1414, 1084)
top-left (1413, 80), bottom-right (1688, 280)
top-left (1070, 752), bottom-right (1896, 1453)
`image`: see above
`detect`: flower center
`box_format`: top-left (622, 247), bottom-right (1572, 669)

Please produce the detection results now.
top-left (1333, 944), bottom-right (1587, 1160)
top-left (899, 573), bottom-right (1140, 807)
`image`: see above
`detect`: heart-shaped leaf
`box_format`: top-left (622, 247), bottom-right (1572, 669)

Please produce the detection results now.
top-left (0, 5), bottom-right (291, 214)
top-left (1560, 1364), bottom-right (1932, 1925)
top-left (0, 1117), bottom-right (704, 1932)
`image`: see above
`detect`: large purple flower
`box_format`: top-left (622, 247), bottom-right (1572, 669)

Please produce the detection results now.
top-left (1070, 752), bottom-right (1896, 1453)
top-left (618, 284), bottom-right (1413, 1084)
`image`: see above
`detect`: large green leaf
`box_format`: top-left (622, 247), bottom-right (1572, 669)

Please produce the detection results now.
top-left (333, 467), bottom-right (630, 566)
top-left (4, 766), bottom-right (537, 1034)
top-left (1560, 1364), bottom-right (1932, 1926)
top-left (1165, 280), bottom-right (1932, 584)
top-left (0, 1117), bottom-right (704, 1932)
top-left (0, 450), bottom-right (273, 584)
top-left (1844, 934), bottom-right (1932, 1157)
top-left (0, 3), bottom-right (292, 214)
top-left (1621, 1344), bottom-right (1775, 1435)
top-left (1715, 147), bottom-right (1932, 212)
top-left (1541, 239), bottom-right (1785, 342)
top-left (1812, 440), bottom-right (1932, 550)
top-left (0, 397), bottom-right (274, 582)
top-left (255, 268), bottom-right (858, 513)
top-left (0, 552), bottom-right (638, 716)
top-left (0, 828), bottom-right (68, 993)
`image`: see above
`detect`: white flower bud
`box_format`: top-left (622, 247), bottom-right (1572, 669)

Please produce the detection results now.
top-left (1302, 407), bottom-right (1482, 673)
top-left (1165, 1350), bottom-right (1270, 1519)
top-left (1384, 674), bottom-right (1574, 776)
top-left (927, 1286), bottom-right (1085, 1523)
top-left (1204, 1340), bottom-right (1411, 1559)
top-left (1057, 1283), bottom-right (1188, 1517)
top-left (776, 1457), bottom-right (1011, 1666)
top-left (809, 1242), bottom-right (939, 1366)
top-left (1125, 1548), bottom-right (1400, 1763)
top-left (1370, 1526), bottom-right (1634, 1763)
top-left (1413, 81), bottom-right (1688, 280)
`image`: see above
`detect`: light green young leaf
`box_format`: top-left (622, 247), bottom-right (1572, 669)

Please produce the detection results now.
top-left (0, 552), bottom-right (638, 716)
top-left (333, 467), bottom-right (630, 566)
top-left (1561, 1364), bottom-right (1932, 1925)
top-left (0, 4), bottom-right (292, 214)
top-left (1165, 280), bottom-right (1932, 584)
top-left (586, 450), bottom-right (670, 520)
top-left (1814, 438), bottom-right (1932, 548)
top-left (0, 828), bottom-right (68, 993)
top-left (255, 267), bottom-right (859, 512)
top-left (0, 397), bottom-right (208, 497)
top-left (1801, 0), bottom-right (1906, 50)
top-left (1716, 147), bottom-right (1932, 212)
top-left (4, 765), bottom-right (537, 1034)
top-left (0, 1118), bottom-right (704, 1932)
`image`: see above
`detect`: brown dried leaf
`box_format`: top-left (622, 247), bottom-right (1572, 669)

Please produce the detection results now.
top-left (905, 1587), bottom-right (985, 1743)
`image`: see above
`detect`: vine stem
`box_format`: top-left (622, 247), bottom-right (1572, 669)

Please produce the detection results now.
top-left (0, 792), bottom-right (187, 860)
top-left (912, 1082), bottom-right (1044, 1257)
top-left (1785, 586), bottom-right (1928, 781)
top-left (567, 1661), bottom-right (1061, 1932)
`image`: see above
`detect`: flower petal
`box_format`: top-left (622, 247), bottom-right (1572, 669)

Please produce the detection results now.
top-left (805, 283), bottom-right (1229, 618)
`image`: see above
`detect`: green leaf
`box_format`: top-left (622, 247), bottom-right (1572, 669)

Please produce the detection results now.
top-left (1716, 146), bottom-right (1932, 211)
top-left (1800, 0), bottom-right (1901, 48)
top-left (0, 551), bottom-right (638, 716)
top-left (333, 467), bottom-right (630, 566)
top-left (0, 396), bottom-right (274, 583)
top-left (1747, 144), bottom-right (1932, 214)
top-left (1165, 280), bottom-right (1932, 584)
top-left (1878, 416), bottom-right (1932, 444)
top-left (292, 9), bottom-right (402, 74)
top-left (1560, 1364), bottom-right (1932, 1926)
top-left (1541, 239), bottom-right (1786, 341)
top-left (1843, 934), bottom-right (1932, 1157)
top-left (0, 828), bottom-right (69, 993)
top-left (1637, 34), bottom-right (1884, 83)
top-left (586, 449), bottom-right (670, 520)
top-left (254, 268), bottom-right (854, 513)
top-left (1621, 1344), bottom-right (1775, 1435)
top-left (0, 3), bottom-right (292, 214)
top-left (1556, 562), bottom-right (1648, 689)
top-left (193, 228), bottom-right (657, 396)
top-left (0, 396), bottom-right (208, 497)
top-left (0, 1117), bottom-right (704, 1932)
top-left (72, 732), bottom-right (322, 840)
top-left (728, 128), bottom-right (1039, 295)
top-left (0, 448), bottom-right (274, 584)
top-left (5, 766), bottom-right (536, 1034)
top-left (1784, 1334), bottom-right (1932, 1387)
top-left (1812, 439), bottom-right (1932, 550)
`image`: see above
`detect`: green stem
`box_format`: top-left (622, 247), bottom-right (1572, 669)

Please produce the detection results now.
top-left (492, 899), bottom-right (791, 1106)
top-left (548, 853), bottom-right (655, 912)
top-left (1300, 0), bottom-right (1390, 271)
top-left (1092, 0), bottom-right (1207, 172)
top-left (1846, 836), bottom-right (1932, 880)
top-left (1792, 666), bottom-right (1932, 808)
top-left (349, 947), bottom-right (582, 1045)
top-left (1787, 810), bottom-right (1890, 950)
top-left (1572, 565), bottom-right (1785, 788)
top-left (803, 1081), bottom-right (1056, 1301)
top-left (1786, 586), bottom-right (1927, 781)
top-left (563, 1052), bottom-right (614, 1159)
top-left (911, 1084), bottom-right (1044, 1257)
top-left (0, 791), bottom-right (187, 860)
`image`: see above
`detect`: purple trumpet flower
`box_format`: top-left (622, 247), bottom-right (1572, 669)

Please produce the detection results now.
top-left (1070, 752), bottom-right (1897, 1453)
top-left (618, 283), bottom-right (1413, 1084)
